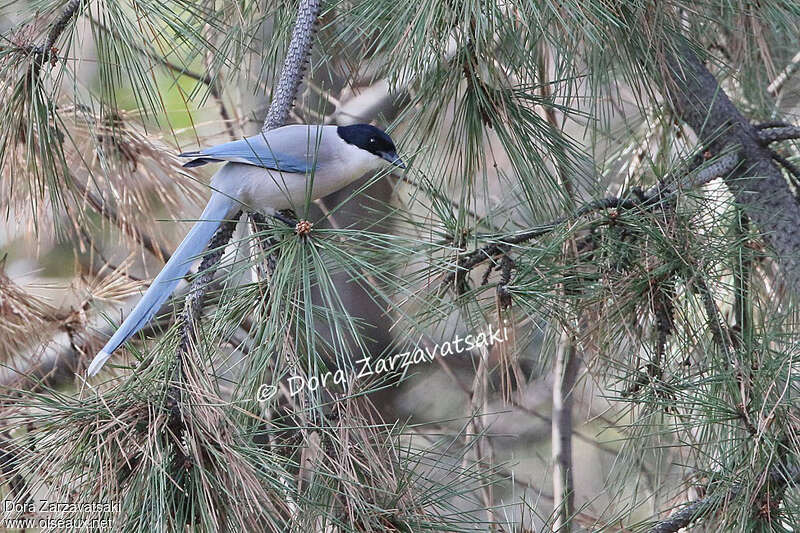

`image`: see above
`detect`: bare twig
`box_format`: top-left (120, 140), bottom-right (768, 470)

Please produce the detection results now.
top-left (537, 44), bottom-right (581, 532)
top-left (88, 19), bottom-right (206, 83)
top-left (72, 177), bottom-right (172, 261)
top-left (0, 330), bottom-right (81, 392)
top-left (552, 331), bottom-right (579, 533)
top-left (693, 278), bottom-right (735, 356)
top-left (468, 346), bottom-right (495, 524)
top-left (767, 49), bottom-right (800, 97)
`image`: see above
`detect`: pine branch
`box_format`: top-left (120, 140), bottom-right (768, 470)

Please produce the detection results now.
top-left (0, 271), bottom-right (246, 392)
top-left (757, 126), bottom-right (800, 144)
top-left (175, 212), bottom-right (241, 366)
top-left (552, 332), bottom-right (578, 532)
top-left (88, 17), bottom-right (237, 141)
top-left (540, 46), bottom-right (579, 532)
top-left (662, 43), bottom-right (800, 291)
top-left (444, 151), bottom-right (740, 287)
top-left (622, 280), bottom-right (675, 399)
top-left (754, 120), bottom-right (792, 130)
top-left (247, 0), bottom-right (321, 274)
top-left (647, 465), bottom-right (800, 533)
top-left (30, 0), bottom-right (84, 78)
top-left (262, 0), bottom-right (321, 132)
top-left (72, 176), bottom-right (172, 261)
top-left (771, 151), bottom-right (800, 179)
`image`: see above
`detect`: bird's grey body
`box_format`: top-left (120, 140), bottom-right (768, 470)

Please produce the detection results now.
top-left (207, 125), bottom-right (385, 214)
top-left (87, 123), bottom-right (403, 376)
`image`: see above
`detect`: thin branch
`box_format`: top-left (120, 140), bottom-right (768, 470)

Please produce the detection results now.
top-left (0, 433), bottom-right (31, 504)
top-left (552, 332), bottom-right (579, 533)
top-left (78, 227), bottom-right (144, 282)
top-left (754, 121), bottom-right (792, 130)
top-left (204, 63), bottom-right (237, 141)
top-left (89, 17), bottom-right (211, 89)
top-left (539, 43), bottom-right (579, 533)
top-left (72, 177), bottom-right (172, 262)
top-left (770, 151), bottom-right (800, 178)
top-left (622, 283), bottom-right (674, 398)
top-left (693, 277), bottom-right (735, 356)
top-left (767, 49), bottom-right (800, 97)
top-left (0, 330), bottom-right (81, 392)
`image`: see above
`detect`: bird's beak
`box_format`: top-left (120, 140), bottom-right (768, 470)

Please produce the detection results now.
top-left (380, 151), bottom-right (406, 169)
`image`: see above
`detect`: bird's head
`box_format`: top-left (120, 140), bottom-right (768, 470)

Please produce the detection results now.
top-left (336, 124), bottom-right (405, 170)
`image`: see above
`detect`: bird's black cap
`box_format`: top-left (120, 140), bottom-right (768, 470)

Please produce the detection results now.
top-left (337, 124), bottom-right (405, 168)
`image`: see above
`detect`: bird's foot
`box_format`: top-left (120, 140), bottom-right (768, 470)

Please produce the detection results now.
top-left (270, 210), bottom-right (298, 227)
top-left (267, 210), bottom-right (312, 236)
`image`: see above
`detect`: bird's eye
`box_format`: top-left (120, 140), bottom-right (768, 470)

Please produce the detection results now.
top-left (369, 138), bottom-right (375, 143)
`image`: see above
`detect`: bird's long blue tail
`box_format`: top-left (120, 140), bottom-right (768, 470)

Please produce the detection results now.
top-left (87, 192), bottom-right (236, 376)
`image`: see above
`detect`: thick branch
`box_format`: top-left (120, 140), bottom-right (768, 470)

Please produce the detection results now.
top-left (262, 0), bottom-right (321, 132)
top-left (663, 43), bottom-right (800, 291)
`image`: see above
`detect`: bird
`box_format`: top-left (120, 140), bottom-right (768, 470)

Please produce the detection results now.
top-left (87, 123), bottom-right (404, 376)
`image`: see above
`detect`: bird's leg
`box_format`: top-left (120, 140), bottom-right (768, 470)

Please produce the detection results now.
top-left (267, 209), bottom-right (312, 236)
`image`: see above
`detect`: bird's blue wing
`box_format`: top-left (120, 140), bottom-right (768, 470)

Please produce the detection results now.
top-left (179, 136), bottom-right (311, 172)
